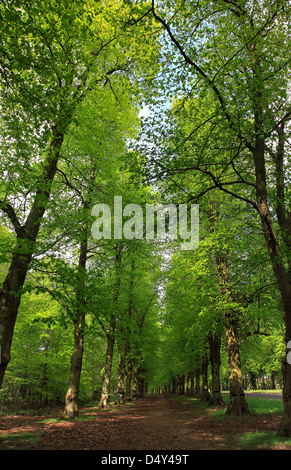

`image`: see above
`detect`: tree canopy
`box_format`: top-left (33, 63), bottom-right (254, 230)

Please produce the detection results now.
top-left (1, 0), bottom-right (291, 439)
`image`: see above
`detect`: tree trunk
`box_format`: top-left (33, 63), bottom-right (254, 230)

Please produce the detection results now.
top-left (171, 377), bottom-right (177, 394)
top-left (225, 313), bottom-right (250, 416)
top-left (278, 346), bottom-right (291, 437)
top-left (40, 335), bottom-right (50, 405)
top-left (0, 248), bottom-right (32, 386)
top-left (249, 372), bottom-right (257, 390)
top-left (63, 285), bottom-right (86, 417)
top-left (176, 375), bottom-right (180, 393)
top-left (178, 374), bottom-right (185, 394)
top-left (138, 376), bottom-right (145, 398)
top-left (209, 333), bottom-right (224, 406)
top-left (125, 359), bottom-right (133, 400)
top-left (63, 239), bottom-right (87, 417)
top-left (116, 351), bottom-right (125, 404)
top-left (216, 252), bottom-right (249, 415)
top-left (132, 364), bottom-right (139, 399)
top-left (257, 200), bottom-right (291, 434)
top-left (189, 372), bottom-right (194, 396)
top-left (63, 167), bottom-right (95, 418)
top-left (255, 169), bottom-right (291, 434)
top-left (200, 356), bottom-right (211, 403)
top-left (258, 369), bottom-right (266, 390)
top-left (185, 373), bottom-right (190, 395)
top-left (250, 53), bottom-right (291, 434)
top-left (194, 369), bottom-right (200, 398)
top-left (99, 247), bottom-right (122, 409)
top-left (132, 363), bottom-right (146, 399)
top-left (0, 129), bottom-right (64, 388)
top-left (99, 323), bottom-right (115, 409)
top-left (274, 372), bottom-right (282, 390)
top-left (64, 320), bottom-right (84, 418)
top-left (117, 258), bottom-right (134, 403)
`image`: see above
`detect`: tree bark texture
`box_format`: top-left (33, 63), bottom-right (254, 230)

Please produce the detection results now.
top-left (225, 313), bottom-right (250, 416)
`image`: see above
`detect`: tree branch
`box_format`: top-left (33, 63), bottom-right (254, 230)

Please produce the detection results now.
top-left (56, 168), bottom-right (85, 204)
top-left (240, 329), bottom-right (270, 346)
top-left (247, 282), bottom-right (277, 305)
top-left (0, 199), bottom-right (22, 235)
top-left (151, 0), bottom-right (254, 152)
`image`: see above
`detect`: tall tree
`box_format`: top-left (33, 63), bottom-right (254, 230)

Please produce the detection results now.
top-left (0, 0), bottom-right (159, 389)
top-left (144, 0), bottom-right (291, 435)
top-left (32, 72), bottom-right (142, 416)
top-left (63, 166), bottom-right (96, 419)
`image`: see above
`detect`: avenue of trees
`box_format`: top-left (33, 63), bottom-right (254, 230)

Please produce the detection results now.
top-left (0, 0), bottom-right (291, 438)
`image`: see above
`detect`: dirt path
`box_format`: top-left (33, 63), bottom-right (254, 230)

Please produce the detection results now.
top-left (0, 394), bottom-right (287, 451)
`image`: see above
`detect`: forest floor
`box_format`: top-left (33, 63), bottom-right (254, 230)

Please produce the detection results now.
top-left (0, 394), bottom-right (290, 453)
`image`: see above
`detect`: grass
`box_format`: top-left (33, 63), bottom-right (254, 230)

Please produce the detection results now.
top-left (218, 393), bottom-right (283, 415)
top-left (206, 396), bottom-right (283, 421)
top-left (0, 400), bottom-right (61, 417)
top-left (245, 389), bottom-right (282, 394)
top-left (171, 393), bottom-right (283, 415)
top-left (37, 417), bottom-right (60, 424)
top-left (169, 392), bottom-right (284, 416)
top-left (169, 395), bottom-right (187, 400)
top-left (248, 398), bottom-right (283, 415)
top-left (0, 431), bottom-right (40, 448)
top-left (238, 431), bottom-right (291, 449)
